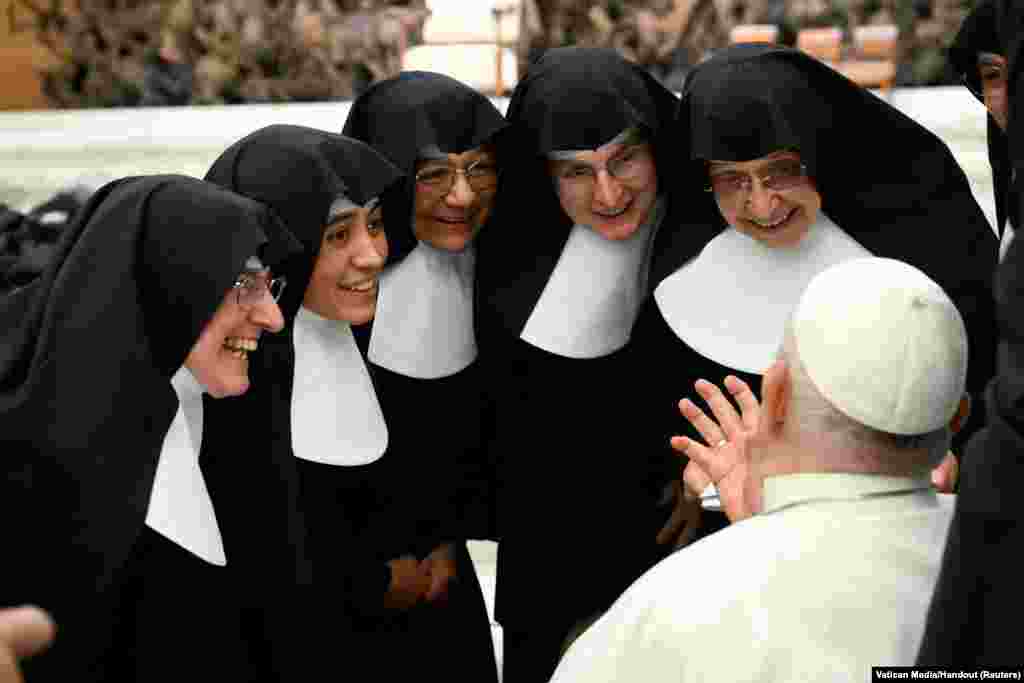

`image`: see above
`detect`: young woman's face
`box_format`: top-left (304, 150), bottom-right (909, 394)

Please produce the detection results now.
top-left (413, 146), bottom-right (499, 252)
top-left (303, 201), bottom-right (388, 325)
top-left (548, 133), bottom-right (659, 241)
top-left (978, 52), bottom-right (1008, 131)
top-left (184, 262), bottom-right (286, 398)
top-left (707, 150), bottom-right (822, 248)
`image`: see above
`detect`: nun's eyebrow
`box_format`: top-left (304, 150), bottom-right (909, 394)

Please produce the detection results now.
top-left (978, 52), bottom-right (1005, 66)
top-left (327, 208), bottom-right (357, 225)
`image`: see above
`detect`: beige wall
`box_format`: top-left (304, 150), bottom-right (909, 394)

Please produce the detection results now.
top-left (0, 0), bottom-right (57, 110)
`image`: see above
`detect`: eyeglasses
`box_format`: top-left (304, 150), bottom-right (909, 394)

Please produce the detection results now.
top-left (552, 144), bottom-right (653, 198)
top-left (233, 271), bottom-right (287, 309)
top-left (705, 159), bottom-right (809, 204)
top-left (415, 158), bottom-right (499, 197)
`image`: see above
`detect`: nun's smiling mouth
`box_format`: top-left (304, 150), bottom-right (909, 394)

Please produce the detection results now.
top-left (339, 278), bottom-right (378, 294)
top-left (434, 213), bottom-right (478, 231)
top-left (222, 336), bottom-right (258, 360)
top-left (748, 207), bottom-right (797, 230)
top-left (593, 198), bottom-right (632, 219)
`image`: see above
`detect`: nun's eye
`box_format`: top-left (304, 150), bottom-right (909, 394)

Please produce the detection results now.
top-left (327, 227), bottom-right (350, 243)
top-left (981, 66), bottom-right (1005, 83)
top-left (709, 172), bottom-right (747, 193)
top-left (367, 213), bottom-right (385, 235)
top-left (562, 165), bottom-right (594, 179)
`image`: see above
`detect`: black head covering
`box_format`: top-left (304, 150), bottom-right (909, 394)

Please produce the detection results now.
top-left (950, 0), bottom-right (1015, 236)
top-left (0, 175), bottom-right (298, 652)
top-left (476, 47), bottom-right (682, 338)
top-left (668, 45), bottom-right (998, 421)
top-left (341, 70), bottom-right (508, 263)
top-left (205, 124), bottom-right (404, 326)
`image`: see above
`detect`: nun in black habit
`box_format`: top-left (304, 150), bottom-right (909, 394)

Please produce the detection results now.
top-left (204, 124), bottom-right (497, 682)
top-left (949, 0), bottom-right (1017, 259)
top-left (640, 45), bottom-right (998, 511)
top-left (339, 71), bottom-right (503, 682)
top-left (916, 5), bottom-right (1024, 664)
top-left (473, 47), bottom-right (693, 683)
top-left (1, 175), bottom-right (299, 681)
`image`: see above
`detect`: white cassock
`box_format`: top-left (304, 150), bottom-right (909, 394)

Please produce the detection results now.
top-left (550, 473), bottom-right (954, 683)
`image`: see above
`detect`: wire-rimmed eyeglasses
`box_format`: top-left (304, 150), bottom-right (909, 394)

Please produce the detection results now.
top-left (233, 272), bottom-right (287, 309)
top-left (705, 159), bottom-right (809, 205)
top-left (415, 158), bottom-right (500, 197)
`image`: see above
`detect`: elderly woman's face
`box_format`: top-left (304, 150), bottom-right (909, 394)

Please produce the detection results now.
top-left (978, 52), bottom-right (1008, 131)
top-left (707, 150), bottom-right (822, 248)
top-left (185, 261), bottom-right (286, 398)
top-left (413, 145), bottom-right (498, 252)
top-left (548, 135), bottom-right (658, 241)
top-left (303, 203), bottom-right (388, 325)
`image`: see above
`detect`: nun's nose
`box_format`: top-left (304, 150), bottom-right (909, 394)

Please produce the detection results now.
top-left (593, 170), bottom-right (625, 208)
top-left (746, 183), bottom-right (780, 221)
top-left (251, 297), bottom-right (285, 333)
top-left (351, 221), bottom-right (386, 271)
top-left (445, 172), bottom-right (476, 207)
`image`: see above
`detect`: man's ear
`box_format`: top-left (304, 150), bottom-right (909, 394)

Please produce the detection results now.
top-left (949, 393), bottom-right (971, 435)
top-left (759, 359), bottom-right (789, 437)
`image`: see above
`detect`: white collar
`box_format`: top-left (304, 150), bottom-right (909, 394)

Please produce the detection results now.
top-left (145, 368), bottom-right (226, 566)
top-left (369, 241), bottom-right (477, 379)
top-left (520, 195), bottom-right (665, 359)
top-left (292, 305), bottom-right (388, 465)
top-left (655, 213), bottom-right (872, 373)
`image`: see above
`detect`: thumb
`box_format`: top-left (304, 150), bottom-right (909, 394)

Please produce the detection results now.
top-left (0, 607), bottom-right (55, 660)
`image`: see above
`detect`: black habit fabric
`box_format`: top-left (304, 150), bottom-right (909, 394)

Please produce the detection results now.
top-left (949, 0), bottom-right (1018, 238)
top-left (340, 71), bottom-right (504, 682)
top-left (916, 4), bottom-right (1024, 664)
top-left (1, 175), bottom-right (298, 681)
top-left (205, 125), bottom-right (479, 682)
top-left (916, 234), bottom-right (1024, 666)
top-left (652, 44), bottom-right (999, 459)
top-left (473, 47), bottom-right (682, 683)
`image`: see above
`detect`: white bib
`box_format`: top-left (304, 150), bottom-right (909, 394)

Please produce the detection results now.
top-left (520, 197), bottom-right (664, 359)
top-left (369, 242), bottom-right (477, 379)
top-left (292, 305), bottom-right (388, 465)
top-left (145, 368), bottom-right (226, 566)
top-left (654, 213), bottom-right (872, 374)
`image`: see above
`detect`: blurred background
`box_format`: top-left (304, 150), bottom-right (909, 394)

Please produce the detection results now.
top-left (0, 0), bottom-right (979, 111)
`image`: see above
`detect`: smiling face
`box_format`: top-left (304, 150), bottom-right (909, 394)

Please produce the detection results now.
top-left (708, 150), bottom-right (822, 248)
top-left (978, 52), bottom-right (1008, 131)
top-left (302, 200), bottom-right (388, 325)
top-left (547, 130), bottom-right (659, 241)
top-left (413, 145), bottom-right (498, 252)
top-left (184, 262), bottom-right (286, 398)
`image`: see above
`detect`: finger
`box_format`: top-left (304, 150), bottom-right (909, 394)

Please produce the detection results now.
top-left (0, 607), bottom-right (55, 660)
top-left (674, 508), bottom-right (701, 550)
top-left (655, 496), bottom-right (686, 545)
top-left (678, 455), bottom-right (711, 500)
top-left (0, 647), bottom-right (24, 683)
top-left (695, 379), bottom-right (744, 441)
top-left (723, 375), bottom-right (760, 432)
top-left (674, 436), bottom-right (730, 483)
top-left (678, 398), bottom-right (726, 447)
